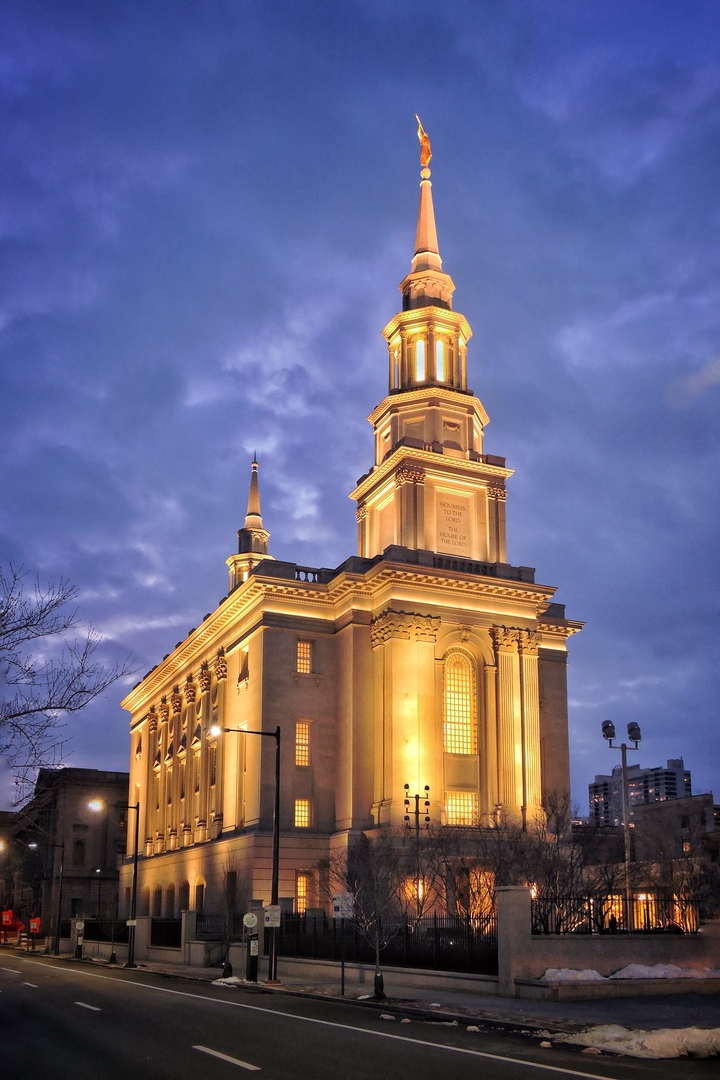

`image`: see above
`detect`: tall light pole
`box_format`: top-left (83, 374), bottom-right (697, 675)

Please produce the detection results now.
top-left (88, 799), bottom-right (141, 967)
top-left (403, 783), bottom-right (430, 918)
top-left (209, 724), bottom-right (281, 982)
top-left (601, 721), bottom-right (642, 932)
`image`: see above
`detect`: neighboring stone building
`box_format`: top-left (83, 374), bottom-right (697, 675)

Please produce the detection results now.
top-left (589, 758), bottom-right (693, 827)
top-left (7, 767), bottom-right (129, 932)
top-left (119, 136), bottom-right (581, 919)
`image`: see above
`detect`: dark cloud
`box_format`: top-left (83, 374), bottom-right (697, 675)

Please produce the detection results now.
top-left (0, 0), bottom-right (718, 811)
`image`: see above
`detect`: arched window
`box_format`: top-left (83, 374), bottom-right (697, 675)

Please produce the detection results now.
top-left (435, 339), bottom-right (445, 381)
top-left (166, 883), bottom-right (175, 918)
top-left (152, 887), bottom-right (162, 916)
top-left (179, 881), bottom-right (190, 912)
top-left (415, 338), bottom-right (426, 381)
top-left (443, 651), bottom-right (476, 754)
top-left (72, 839), bottom-right (86, 868)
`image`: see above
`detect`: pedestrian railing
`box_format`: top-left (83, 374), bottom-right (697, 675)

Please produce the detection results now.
top-left (530, 895), bottom-right (699, 935)
top-left (276, 912), bottom-right (498, 976)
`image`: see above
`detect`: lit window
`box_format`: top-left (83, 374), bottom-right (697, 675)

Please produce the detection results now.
top-left (294, 799), bottom-right (310, 828)
top-left (415, 338), bottom-right (426, 381)
top-left (435, 339), bottom-right (445, 381)
top-left (296, 873), bottom-right (309, 913)
top-left (443, 651), bottom-right (476, 754)
top-left (295, 721), bottom-right (310, 766)
top-left (445, 791), bottom-right (478, 826)
top-left (296, 640), bottom-right (312, 674)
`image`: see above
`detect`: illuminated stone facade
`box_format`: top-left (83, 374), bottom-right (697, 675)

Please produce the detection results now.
top-left (120, 143), bottom-right (581, 918)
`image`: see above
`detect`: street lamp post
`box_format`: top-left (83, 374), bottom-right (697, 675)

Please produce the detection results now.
top-left (601, 721), bottom-right (642, 932)
top-left (209, 724), bottom-right (281, 982)
top-left (88, 800), bottom-right (140, 967)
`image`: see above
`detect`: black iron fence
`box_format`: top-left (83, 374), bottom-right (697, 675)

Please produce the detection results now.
top-left (150, 917), bottom-right (182, 948)
top-left (195, 913), bottom-right (246, 940)
top-left (531, 895), bottom-right (699, 936)
top-left (276, 912), bottom-right (498, 976)
top-left (81, 919), bottom-right (129, 943)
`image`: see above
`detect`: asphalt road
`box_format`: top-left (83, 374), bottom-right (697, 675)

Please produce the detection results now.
top-left (0, 954), bottom-right (716, 1080)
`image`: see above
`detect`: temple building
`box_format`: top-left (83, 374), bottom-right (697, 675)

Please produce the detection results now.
top-left (120, 132), bottom-right (582, 918)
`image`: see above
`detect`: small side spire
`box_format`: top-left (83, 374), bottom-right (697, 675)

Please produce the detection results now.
top-left (237, 456), bottom-right (269, 555)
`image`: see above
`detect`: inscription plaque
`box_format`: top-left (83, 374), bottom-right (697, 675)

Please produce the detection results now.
top-left (437, 495), bottom-right (470, 555)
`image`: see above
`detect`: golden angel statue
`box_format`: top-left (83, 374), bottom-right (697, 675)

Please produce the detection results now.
top-left (415, 114), bottom-right (432, 168)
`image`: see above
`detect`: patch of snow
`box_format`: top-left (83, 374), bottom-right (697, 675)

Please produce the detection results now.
top-left (542, 968), bottom-right (605, 982)
top-left (380, 1013), bottom-right (396, 1020)
top-left (559, 1025), bottom-right (720, 1059)
top-left (610, 963), bottom-right (720, 980)
top-left (211, 976), bottom-right (245, 987)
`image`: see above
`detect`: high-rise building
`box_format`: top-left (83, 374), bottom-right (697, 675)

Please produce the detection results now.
top-left (120, 131), bottom-right (581, 918)
top-left (589, 758), bottom-right (692, 827)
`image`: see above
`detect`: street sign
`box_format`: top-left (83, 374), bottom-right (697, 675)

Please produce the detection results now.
top-left (332, 892), bottom-right (354, 919)
top-left (249, 938), bottom-right (259, 955)
top-left (29, 918), bottom-right (41, 935)
top-left (75, 920), bottom-right (85, 932)
top-left (126, 919), bottom-right (137, 926)
top-left (242, 912), bottom-right (258, 929)
top-left (2, 909), bottom-right (13, 927)
top-left (263, 904), bottom-right (281, 928)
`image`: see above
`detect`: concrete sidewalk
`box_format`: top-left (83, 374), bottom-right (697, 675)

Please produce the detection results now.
top-left (66, 950), bottom-right (720, 1035)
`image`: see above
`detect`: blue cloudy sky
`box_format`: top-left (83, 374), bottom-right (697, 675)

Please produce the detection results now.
top-left (1, 0), bottom-right (718, 811)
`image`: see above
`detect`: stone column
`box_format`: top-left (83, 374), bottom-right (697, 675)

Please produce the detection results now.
top-left (395, 464), bottom-right (425, 550)
top-left (487, 484), bottom-right (507, 563)
top-left (519, 632), bottom-right (542, 816)
top-left (482, 663), bottom-right (498, 815)
top-left (492, 628), bottom-right (522, 817)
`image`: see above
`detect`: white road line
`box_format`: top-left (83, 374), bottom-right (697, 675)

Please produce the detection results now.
top-left (193, 1046), bottom-right (260, 1071)
top-left (75, 1001), bottom-right (101, 1011)
top-left (0, 968), bottom-right (22, 974)
top-left (23, 982), bottom-right (38, 987)
top-left (15, 958), bottom-right (620, 1080)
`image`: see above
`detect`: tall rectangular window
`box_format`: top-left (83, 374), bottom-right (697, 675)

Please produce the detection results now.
top-left (443, 651), bottom-right (476, 754)
top-left (294, 799), bottom-right (310, 828)
top-left (435, 339), bottom-right (445, 381)
top-left (415, 338), bottom-right (426, 381)
top-left (296, 873), bottom-right (309, 914)
top-left (445, 791), bottom-right (478, 827)
top-left (296, 640), bottom-right (312, 674)
top-left (295, 721), bottom-right (310, 766)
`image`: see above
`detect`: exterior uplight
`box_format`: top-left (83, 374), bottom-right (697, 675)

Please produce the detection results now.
top-left (87, 800), bottom-right (104, 812)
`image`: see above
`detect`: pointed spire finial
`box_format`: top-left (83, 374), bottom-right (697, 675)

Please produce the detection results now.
top-left (416, 115), bottom-right (432, 171)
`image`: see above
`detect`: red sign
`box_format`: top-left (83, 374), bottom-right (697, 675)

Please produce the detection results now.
top-left (29, 918), bottom-right (41, 935)
top-left (1, 909), bottom-right (13, 927)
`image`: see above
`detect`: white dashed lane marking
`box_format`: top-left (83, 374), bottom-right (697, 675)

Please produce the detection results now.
top-left (193, 1046), bottom-right (260, 1070)
top-left (75, 1001), bottom-right (101, 1011)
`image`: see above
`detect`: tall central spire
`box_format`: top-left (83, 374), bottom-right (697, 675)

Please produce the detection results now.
top-left (411, 116), bottom-right (442, 275)
top-left (400, 117), bottom-right (455, 312)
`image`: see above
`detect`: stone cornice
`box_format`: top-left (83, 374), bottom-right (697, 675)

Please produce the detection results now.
top-left (382, 305), bottom-right (471, 344)
top-left (122, 556), bottom-right (561, 716)
top-left (367, 386), bottom-right (488, 429)
top-left (538, 618), bottom-right (584, 641)
top-left (349, 444), bottom-right (512, 504)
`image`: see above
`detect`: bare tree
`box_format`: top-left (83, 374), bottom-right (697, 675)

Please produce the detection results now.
top-left (324, 830), bottom-right (409, 998)
top-left (0, 566), bottom-right (134, 796)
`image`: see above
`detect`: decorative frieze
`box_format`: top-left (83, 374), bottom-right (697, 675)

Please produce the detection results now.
top-left (487, 484), bottom-right (507, 501)
top-left (356, 503), bottom-right (368, 521)
top-left (214, 648), bottom-right (227, 681)
top-left (199, 662), bottom-right (212, 694)
top-left (395, 464), bottom-right (425, 487)
top-left (371, 607), bottom-right (440, 648)
top-left (491, 626), bottom-right (520, 650)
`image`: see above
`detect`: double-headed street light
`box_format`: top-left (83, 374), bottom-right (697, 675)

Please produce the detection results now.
top-left (208, 724), bottom-right (281, 982)
top-left (602, 721), bottom-right (642, 932)
top-left (88, 799), bottom-right (141, 967)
